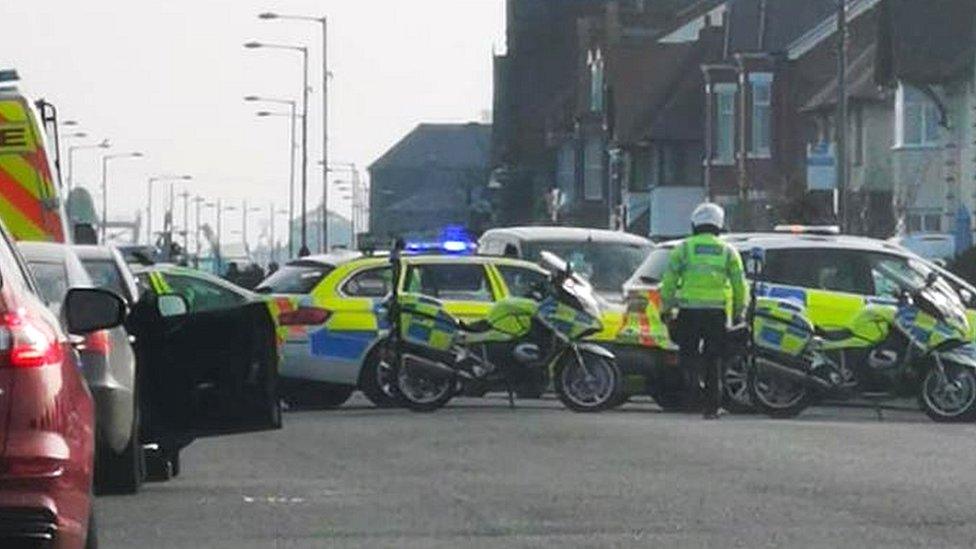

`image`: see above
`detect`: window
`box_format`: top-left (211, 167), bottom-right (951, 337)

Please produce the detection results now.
top-left (763, 248), bottom-right (873, 295)
top-left (867, 254), bottom-right (923, 299)
top-left (404, 264), bottom-right (493, 302)
top-left (589, 49), bottom-right (605, 112)
top-left (522, 241), bottom-right (651, 293)
top-left (163, 274), bottom-right (247, 313)
top-left (497, 265), bottom-right (548, 298)
top-left (0, 230), bottom-right (34, 295)
top-left (583, 138), bottom-right (604, 200)
top-left (256, 261), bottom-right (334, 294)
top-left (713, 83), bottom-right (736, 164)
top-left (81, 259), bottom-right (130, 302)
top-left (630, 147), bottom-right (656, 192)
top-left (26, 261), bottom-right (69, 307)
top-left (342, 267), bottom-right (392, 298)
top-left (749, 73), bottom-right (772, 157)
top-left (896, 83), bottom-right (940, 148)
top-left (630, 247), bottom-right (672, 284)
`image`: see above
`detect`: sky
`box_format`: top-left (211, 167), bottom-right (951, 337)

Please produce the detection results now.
top-left (0, 0), bottom-right (504, 244)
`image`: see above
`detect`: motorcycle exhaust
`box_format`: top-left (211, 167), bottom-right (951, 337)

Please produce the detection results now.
top-left (755, 357), bottom-right (833, 391)
top-left (402, 354), bottom-right (463, 381)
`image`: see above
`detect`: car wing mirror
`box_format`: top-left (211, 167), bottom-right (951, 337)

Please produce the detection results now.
top-left (157, 294), bottom-right (189, 318)
top-left (960, 288), bottom-right (975, 307)
top-left (64, 288), bottom-right (127, 334)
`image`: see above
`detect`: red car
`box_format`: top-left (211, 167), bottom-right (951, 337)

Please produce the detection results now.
top-left (0, 227), bottom-right (126, 548)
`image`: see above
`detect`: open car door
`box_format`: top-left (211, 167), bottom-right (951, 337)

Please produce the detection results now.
top-left (131, 272), bottom-right (281, 441)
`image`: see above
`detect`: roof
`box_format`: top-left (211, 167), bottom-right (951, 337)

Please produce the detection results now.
top-left (727, 0), bottom-right (838, 55)
top-left (876, 0), bottom-right (976, 85)
top-left (386, 188), bottom-right (468, 213)
top-left (288, 249), bottom-right (364, 267)
top-left (132, 264), bottom-right (256, 297)
top-left (288, 251), bottom-right (544, 272)
top-left (72, 244), bottom-right (118, 261)
top-left (659, 231), bottom-right (912, 255)
top-left (17, 241), bottom-right (74, 261)
top-left (480, 226), bottom-right (652, 245)
top-left (369, 123), bottom-right (491, 172)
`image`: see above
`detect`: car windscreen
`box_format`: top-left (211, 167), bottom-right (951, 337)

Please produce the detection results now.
top-left (629, 247), bottom-right (671, 285)
top-left (81, 259), bottom-right (129, 301)
top-left (256, 262), bottom-right (335, 294)
top-left (26, 260), bottom-right (70, 307)
top-left (523, 241), bottom-right (651, 293)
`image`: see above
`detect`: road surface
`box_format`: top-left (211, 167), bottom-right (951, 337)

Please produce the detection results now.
top-left (98, 396), bottom-right (976, 548)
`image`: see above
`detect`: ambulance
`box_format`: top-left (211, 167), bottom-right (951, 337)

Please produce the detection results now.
top-left (0, 69), bottom-right (70, 243)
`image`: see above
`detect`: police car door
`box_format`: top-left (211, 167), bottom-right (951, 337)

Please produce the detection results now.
top-left (403, 262), bottom-right (496, 323)
top-left (136, 272), bottom-right (280, 439)
top-left (760, 248), bottom-right (872, 328)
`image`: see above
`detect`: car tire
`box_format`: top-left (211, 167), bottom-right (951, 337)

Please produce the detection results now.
top-left (96, 394), bottom-right (144, 495)
top-left (284, 381), bottom-right (354, 410)
top-left (359, 347), bottom-right (399, 408)
top-left (85, 510), bottom-right (98, 549)
top-left (722, 355), bottom-right (756, 414)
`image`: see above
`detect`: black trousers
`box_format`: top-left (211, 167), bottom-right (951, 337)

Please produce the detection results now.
top-left (673, 309), bottom-right (727, 414)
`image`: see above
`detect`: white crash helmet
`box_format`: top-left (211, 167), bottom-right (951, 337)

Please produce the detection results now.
top-left (690, 202), bottom-right (725, 229)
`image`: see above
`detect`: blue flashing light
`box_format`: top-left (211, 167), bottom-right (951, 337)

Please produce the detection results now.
top-left (442, 240), bottom-right (469, 253)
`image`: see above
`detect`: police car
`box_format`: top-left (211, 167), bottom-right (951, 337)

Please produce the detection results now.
top-left (257, 246), bottom-right (657, 408)
top-left (624, 228), bottom-right (976, 411)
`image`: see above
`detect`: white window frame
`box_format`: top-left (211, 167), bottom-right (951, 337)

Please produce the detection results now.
top-left (749, 72), bottom-right (773, 158)
top-left (712, 83), bottom-right (736, 165)
top-left (895, 82), bottom-right (941, 148)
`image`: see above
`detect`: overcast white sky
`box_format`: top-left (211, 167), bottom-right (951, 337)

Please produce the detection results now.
top-left (1, 0), bottom-right (503, 240)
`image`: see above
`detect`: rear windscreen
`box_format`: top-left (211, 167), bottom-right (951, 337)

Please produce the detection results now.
top-left (81, 259), bottom-right (128, 300)
top-left (256, 263), bottom-right (334, 294)
top-left (27, 261), bottom-right (69, 306)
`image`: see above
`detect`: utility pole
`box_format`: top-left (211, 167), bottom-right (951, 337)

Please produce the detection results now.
top-left (193, 196), bottom-right (204, 268)
top-left (321, 17), bottom-right (329, 253)
top-left (836, 0), bottom-right (848, 232)
top-left (180, 191), bottom-right (191, 254)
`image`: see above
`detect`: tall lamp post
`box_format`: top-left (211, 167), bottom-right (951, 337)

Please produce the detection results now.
top-left (326, 162), bottom-right (361, 248)
top-left (146, 175), bottom-right (191, 246)
top-left (241, 200), bottom-right (262, 256)
top-left (247, 95), bottom-right (298, 257)
top-left (259, 12), bottom-right (329, 252)
top-left (269, 204), bottom-right (288, 263)
top-left (193, 195), bottom-right (206, 267)
top-left (245, 40), bottom-right (311, 257)
top-left (101, 152), bottom-right (144, 242)
top-left (67, 139), bottom-right (110, 193)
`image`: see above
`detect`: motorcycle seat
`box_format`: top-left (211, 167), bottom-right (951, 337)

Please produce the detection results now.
top-left (460, 319), bottom-right (493, 333)
top-left (816, 327), bottom-right (853, 341)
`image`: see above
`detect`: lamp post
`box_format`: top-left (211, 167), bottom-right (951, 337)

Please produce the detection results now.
top-left (326, 162), bottom-right (361, 248)
top-left (67, 139), bottom-right (110, 193)
top-left (259, 12), bottom-right (329, 252)
top-left (193, 196), bottom-right (205, 267)
top-left (241, 200), bottom-right (262, 255)
top-left (101, 152), bottom-right (144, 242)
top-left (146, 175), bottom-right (191, 246)
top-left (247, 96), bottom-right (298, 257)
top-left (245, 40), bottom-right (310, 257)
top-left (179, 190), bottom-right (192, 254)
top-left (269, 204), bottom-right (288, 263)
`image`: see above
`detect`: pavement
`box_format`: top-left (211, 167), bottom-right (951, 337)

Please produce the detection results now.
top-left (98, 395), bottom-right (976, 548)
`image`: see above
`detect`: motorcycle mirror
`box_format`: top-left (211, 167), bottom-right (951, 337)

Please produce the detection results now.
top-left (745, 247), bottom-right (765, 277)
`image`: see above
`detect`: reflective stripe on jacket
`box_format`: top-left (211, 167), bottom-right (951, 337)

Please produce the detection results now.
top-left (659, 233), bottom-right (747, 317)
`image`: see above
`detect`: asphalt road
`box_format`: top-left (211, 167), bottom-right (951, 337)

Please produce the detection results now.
top-left (98, 395), bottom-right (976, 548)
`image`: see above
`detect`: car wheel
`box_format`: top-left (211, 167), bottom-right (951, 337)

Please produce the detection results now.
top-left (85, 509), bottom-right (98, 549)
top-left (722, 355), bottom-right (755, 414)
top-left (283, 381), bottom-right (354, 410)
top-left (359, 346), bottom-right (399, 408)
top-left (96, 394), bottom-right (144, 495)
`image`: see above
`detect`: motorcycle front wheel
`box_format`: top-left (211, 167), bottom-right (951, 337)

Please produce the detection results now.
top-left (920, 363), bottom-right (976, 423)
top-left (747, 358), bottom-right (813, 419)
top-left (553, 350), bottom-right (622, 413)
top-left (390, 356), bottom-right (456, 413)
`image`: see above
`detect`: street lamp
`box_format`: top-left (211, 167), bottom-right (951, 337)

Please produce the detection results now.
top-left (67, 139), bottom-right (110, 193)
top-left (326, 162), bottom-right (362, 248)
top-left (247, 96), bottom-right (299, 258)
top-left (146, 175), bottom-right (191, 246)
top-left (269, 204), bottom-right (289, 263)
top-left (245, 40), bottom-right (311, 257)
top-left (259, 12), bottom-right (330, 252)
top-left (101, 152), bottom-right (144, 242)
top-left (241, 200), bottom-right (263, 254)
top-left (193, 195), bottom-right (206, 267)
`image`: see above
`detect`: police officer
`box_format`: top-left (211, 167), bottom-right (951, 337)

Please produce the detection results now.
top-left (659, 203), bottom-right (746, 419)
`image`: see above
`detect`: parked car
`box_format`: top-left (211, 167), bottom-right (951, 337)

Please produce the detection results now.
top-left (477, 226), bottom-right (652, 302)
top-left (130, 264), bottom-right (282, 477)
top-left (257, 251), bottom-right (657, 408)
top-left (0, 224), bottom-right (125, 547)
top-left (73, 245), bottom-right (141, 306)
top-left (624, 230), bottom-right (976, 411)
top-left (18, 242), bottom-right (144, 495)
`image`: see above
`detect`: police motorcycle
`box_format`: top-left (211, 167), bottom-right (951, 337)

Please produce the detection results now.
top-left (741, 248), bottom-right (976, 422)
top-left (383, 247), bottom-right (623, 413)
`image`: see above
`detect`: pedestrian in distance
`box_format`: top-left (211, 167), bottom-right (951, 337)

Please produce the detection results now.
top-left (659, 203), bottom-right (747, 420)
